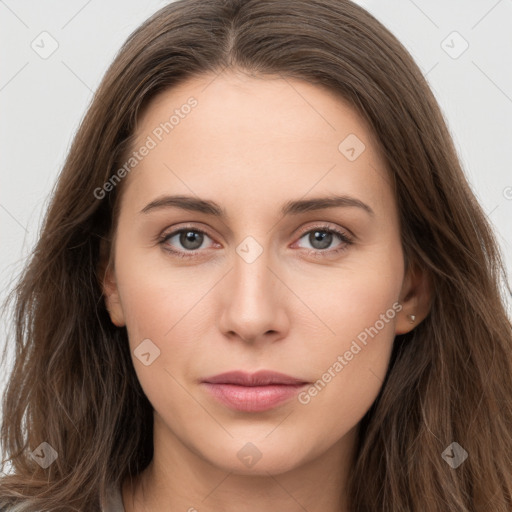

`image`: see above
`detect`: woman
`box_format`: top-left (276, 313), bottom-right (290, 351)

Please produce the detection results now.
top-left (1, 0), bottom-right (511, 510)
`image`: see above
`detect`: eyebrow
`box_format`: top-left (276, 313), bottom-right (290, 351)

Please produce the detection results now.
top-left (140, 194), bottom-right (375, 217)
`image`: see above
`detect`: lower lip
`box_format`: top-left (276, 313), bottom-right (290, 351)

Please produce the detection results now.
top-left (201, 383), bottom-right (307, 412)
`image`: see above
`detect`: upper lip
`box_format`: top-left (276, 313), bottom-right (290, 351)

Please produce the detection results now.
top-left (202, 370), bottom-right (308, 386)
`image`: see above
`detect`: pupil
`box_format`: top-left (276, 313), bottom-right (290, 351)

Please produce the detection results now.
top-left (311, 230), bottom-right (331, 249)
top-left (181, 231), bottom-right (202, 250)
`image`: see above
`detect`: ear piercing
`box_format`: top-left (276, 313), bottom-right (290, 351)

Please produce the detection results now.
top-left (408, 314), bottom-right (416, 323)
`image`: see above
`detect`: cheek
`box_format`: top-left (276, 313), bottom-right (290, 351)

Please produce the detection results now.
top-left (292, 254), bottom-right (402, 432)
top-left (113, 248), bottom-right (214, 388)
top-left (296, 249), bottom-right (403, 343)
top-left (114, 243), bottom-right (203, 343)
top-left (293, 316), bottom-right (396, 460)
top-left (114, 268), bottom-right (199, 415)
top-left (117, 277), bottom-right (172, 346)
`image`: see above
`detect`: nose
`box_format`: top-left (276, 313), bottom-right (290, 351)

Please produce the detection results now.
top-left (217, 241), bottom-right (291, 345)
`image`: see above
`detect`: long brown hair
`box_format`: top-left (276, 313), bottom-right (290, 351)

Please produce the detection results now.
top-left (1, 0), bottom-right (511, 510)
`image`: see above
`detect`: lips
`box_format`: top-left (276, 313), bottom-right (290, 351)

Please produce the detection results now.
top-left (202, 370), bottom-right (308, 386)
top-left (201, 370), bottom-right (309, 412)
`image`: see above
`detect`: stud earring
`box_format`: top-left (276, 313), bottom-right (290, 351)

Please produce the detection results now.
top-left (408, 314), bottom-right (416, 324)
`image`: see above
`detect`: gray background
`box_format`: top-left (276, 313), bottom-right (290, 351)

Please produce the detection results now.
top-left (1, 0), bottom-right (511, 465)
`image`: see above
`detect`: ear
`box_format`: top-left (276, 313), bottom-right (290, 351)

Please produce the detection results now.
top-left (98, 238), bottom-right (126, 328)
top-left (395, 262), bottom-right (431, 335)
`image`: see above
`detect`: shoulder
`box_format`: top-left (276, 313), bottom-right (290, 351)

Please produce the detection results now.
top-left (0, 503), bottom-right (29, 512)
top-left (0, 484), bottom-right (125, 512)
top-left (0, 483), bottom-right (124, 511)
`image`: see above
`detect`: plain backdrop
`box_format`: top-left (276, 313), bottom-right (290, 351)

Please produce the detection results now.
top-left (1, 0), bottom-right (511, 465)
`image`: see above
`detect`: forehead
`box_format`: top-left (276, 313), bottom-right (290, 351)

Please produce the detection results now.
top-left (120, 71), bottom-right (392, 218)
top-left (135, 71), bottom-right (377, 151)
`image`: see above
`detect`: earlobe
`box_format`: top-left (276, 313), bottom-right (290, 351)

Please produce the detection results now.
top-left (395, 264), bottom-right (432, 335)
top-left (104, 286), bottom-right (126, 328)
top-left (99, 247), bottom-right (126, 328)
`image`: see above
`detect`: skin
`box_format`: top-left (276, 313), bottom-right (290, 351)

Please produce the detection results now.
top-left (103, 71), bottom-right (430, 512)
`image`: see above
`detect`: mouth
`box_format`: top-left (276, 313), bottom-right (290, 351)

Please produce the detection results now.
top-left (201, 370), bottom-right (310, 412)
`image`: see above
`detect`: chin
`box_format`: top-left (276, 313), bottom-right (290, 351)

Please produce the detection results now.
top-left (199, 436), bottom-right (312, 476)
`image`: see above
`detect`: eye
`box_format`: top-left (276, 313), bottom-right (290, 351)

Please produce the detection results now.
top-left (158, 227), bottom-right (216, 259)
top-left (294, 224), bottom-right (353, 257)
top-left (157, 223), bottom-right (353, 260)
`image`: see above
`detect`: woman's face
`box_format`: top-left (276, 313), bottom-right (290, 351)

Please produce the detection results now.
top-left (104, 71), bottom-right (418, 475)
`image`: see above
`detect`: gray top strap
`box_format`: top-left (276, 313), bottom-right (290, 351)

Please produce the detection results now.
top-left (102, 484), bottom-right (125, 512)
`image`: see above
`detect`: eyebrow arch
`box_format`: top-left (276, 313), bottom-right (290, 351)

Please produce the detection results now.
top-left (140, 194), bottom-right (374, 217)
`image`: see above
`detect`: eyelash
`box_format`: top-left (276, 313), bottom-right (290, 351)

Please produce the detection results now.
top-left (157, 224), bottom-right (354, 260)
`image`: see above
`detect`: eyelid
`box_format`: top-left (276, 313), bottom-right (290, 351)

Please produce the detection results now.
top-left (291, 223), bottom-right (353, 255)
top-left (157, 223), bottom-right (218, 249)
top-left (159, 221), bottom-right (353, 242)
top-left (294, 222), bottom-right (354, 241)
